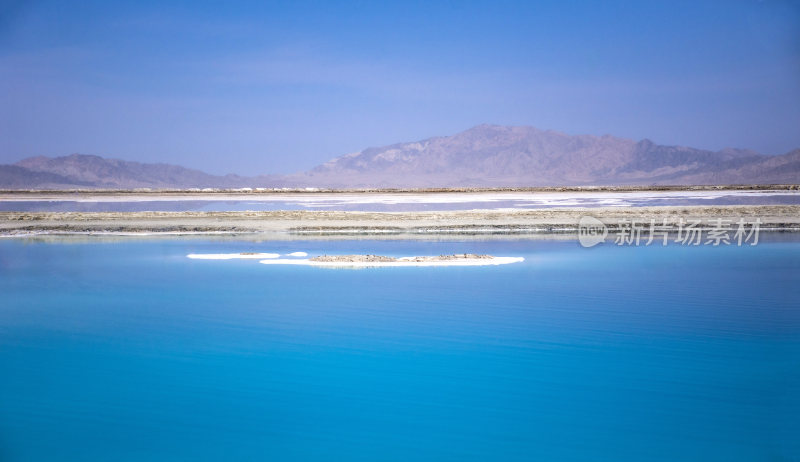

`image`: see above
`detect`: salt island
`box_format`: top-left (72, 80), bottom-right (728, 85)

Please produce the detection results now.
top-left (258, 253), bottom-right (525, 267)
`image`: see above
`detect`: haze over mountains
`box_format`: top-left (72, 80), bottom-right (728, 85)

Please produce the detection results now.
top-left (2, 155), bottom-right (264, 189)
top-left (2, 125), bottom-right (798, 189)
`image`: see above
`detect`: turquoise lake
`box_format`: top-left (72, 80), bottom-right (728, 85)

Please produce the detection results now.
top-left (1, 237), bottom-right (798, 461)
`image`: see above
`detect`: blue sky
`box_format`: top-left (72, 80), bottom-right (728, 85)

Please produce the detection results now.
top-left (1, 0), bottom-right (799, 174)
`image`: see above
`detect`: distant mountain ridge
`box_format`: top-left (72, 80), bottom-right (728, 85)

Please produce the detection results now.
top-left (2, 125), bottom-right (799, 189)
top-left (294, 125), bottom-right (798, 187)
top-left (11, 154), bottom-right (256, 189)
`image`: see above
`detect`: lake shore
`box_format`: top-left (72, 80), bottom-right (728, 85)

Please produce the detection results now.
top-left (2, 205), bottom-right (799, 239)
top-left (3, 184), bottom-right (798, 197)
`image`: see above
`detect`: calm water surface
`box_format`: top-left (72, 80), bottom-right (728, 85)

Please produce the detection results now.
top-left (1, 238), bottom-right (798, 461)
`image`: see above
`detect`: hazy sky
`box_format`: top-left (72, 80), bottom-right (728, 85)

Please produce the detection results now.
top-left (1, 0), bottom-right (799, 175)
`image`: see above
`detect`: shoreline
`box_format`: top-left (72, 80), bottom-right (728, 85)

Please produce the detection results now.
top-left (1, 187), bottom-right (797, 208)
top-left (2, 184), bottom-right (798, 197)
top-left (2, 205), bottom-right (799, 239)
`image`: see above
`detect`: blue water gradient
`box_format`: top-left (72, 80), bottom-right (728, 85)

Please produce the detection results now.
top-left (1, 238), bottom-right (798, 461)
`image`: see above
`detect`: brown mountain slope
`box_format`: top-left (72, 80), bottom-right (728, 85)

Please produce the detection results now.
top-left (291, 124), bottom-right (784, 187)
top-left (13, 154), bottom-right (254, 189)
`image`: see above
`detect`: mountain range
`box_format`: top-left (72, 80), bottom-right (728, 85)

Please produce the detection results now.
top-left (2, 125), bottom-right (798, 189)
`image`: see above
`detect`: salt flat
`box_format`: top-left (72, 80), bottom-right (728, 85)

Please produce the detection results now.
top-left (1, 188), bottom-right (799, 239)
top-left (1, 188), bottom-right (798, 212)
top-left (2, 205), bottom-right (799, 239)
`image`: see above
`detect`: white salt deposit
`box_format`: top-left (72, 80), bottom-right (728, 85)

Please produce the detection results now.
top-left (258, 256), bottom-right (524, 267)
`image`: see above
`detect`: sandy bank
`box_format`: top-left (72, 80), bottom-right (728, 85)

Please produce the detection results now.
top-left (2, 205), bottom-right (799, 239)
